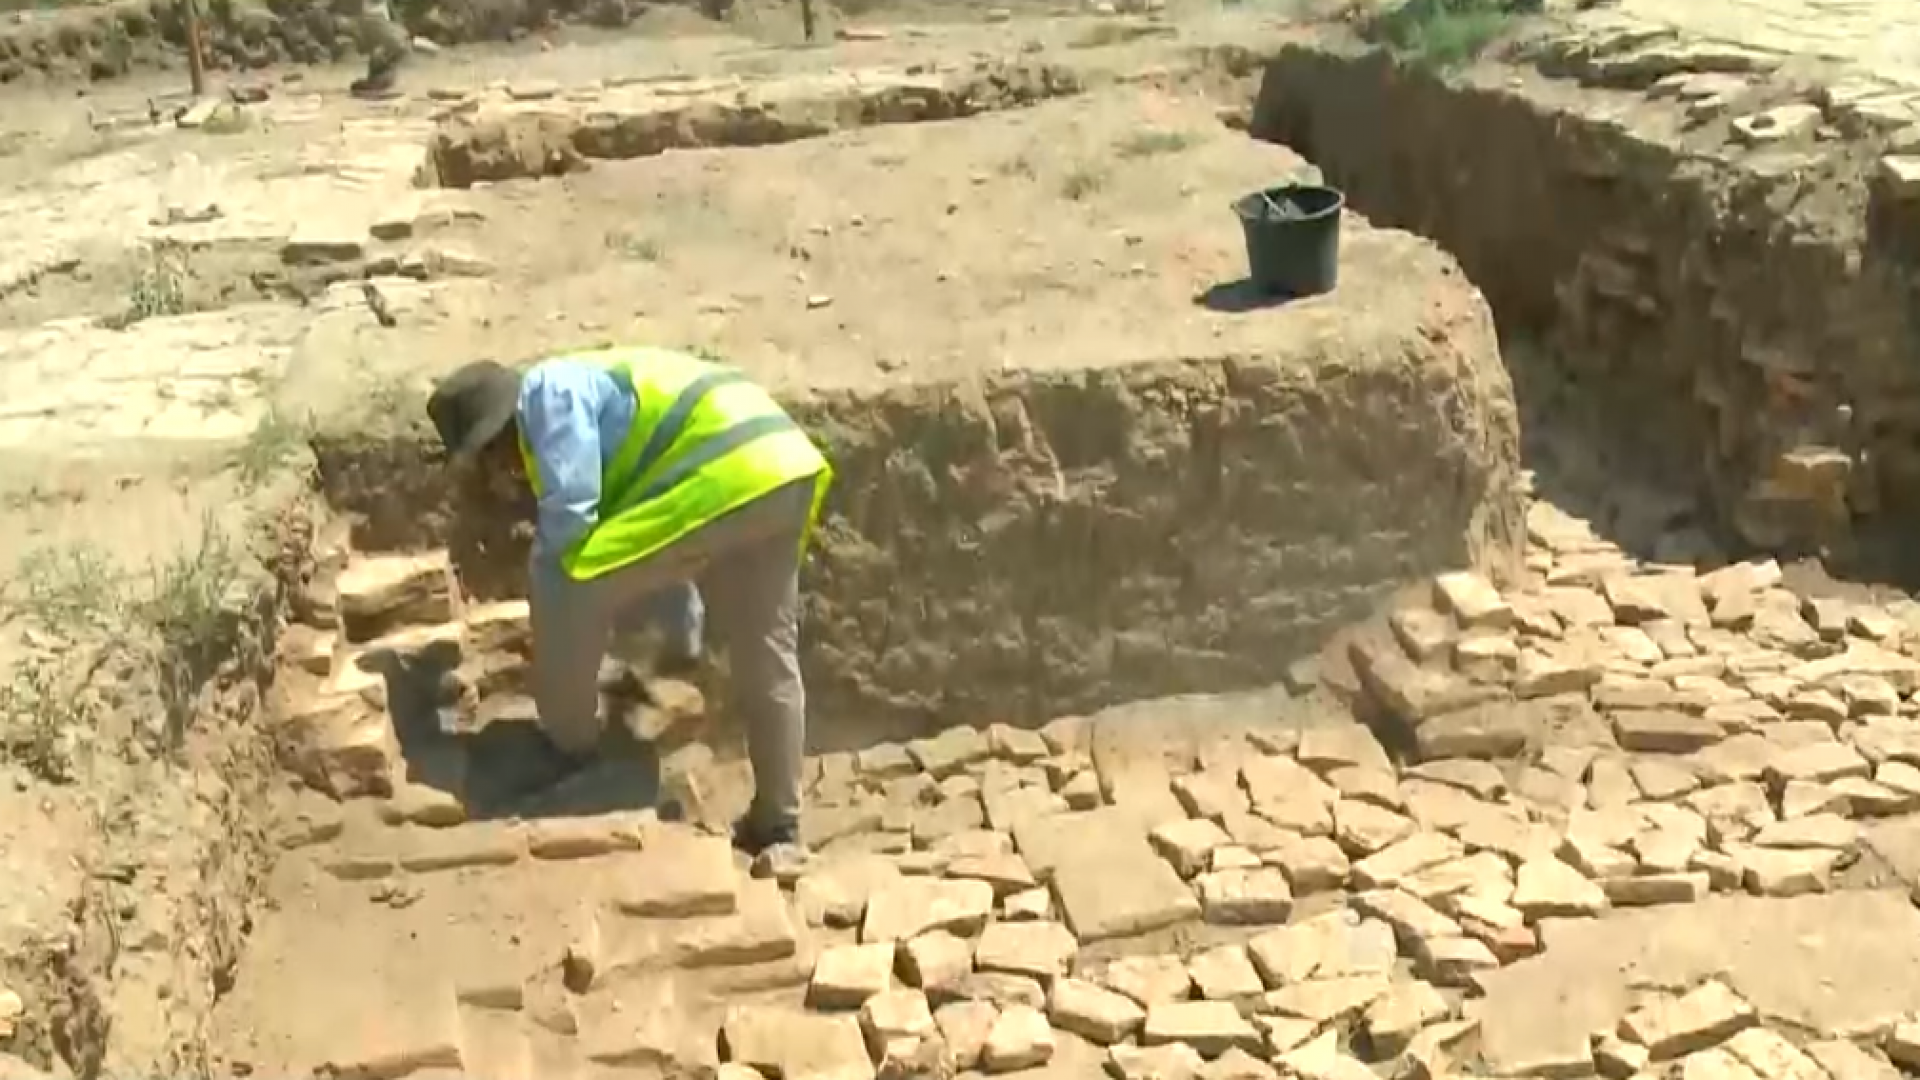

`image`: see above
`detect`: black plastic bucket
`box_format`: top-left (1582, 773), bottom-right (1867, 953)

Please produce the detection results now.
top-left (1233, 184), bottom-right (1345, 298)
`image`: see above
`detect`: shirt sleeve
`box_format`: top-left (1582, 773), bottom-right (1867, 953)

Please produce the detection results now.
top-left (517, 366), bottom-right (604, 564)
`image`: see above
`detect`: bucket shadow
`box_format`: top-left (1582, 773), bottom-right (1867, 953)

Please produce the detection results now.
top-left (1195, 278), bottom-right (1312, 313)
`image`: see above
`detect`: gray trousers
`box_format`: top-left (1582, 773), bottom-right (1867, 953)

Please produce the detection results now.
top-left (529, 477), bottom-right (814, 831)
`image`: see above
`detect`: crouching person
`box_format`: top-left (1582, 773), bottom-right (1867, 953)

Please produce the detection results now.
top-left (425, 347), bottom-right (831, 858)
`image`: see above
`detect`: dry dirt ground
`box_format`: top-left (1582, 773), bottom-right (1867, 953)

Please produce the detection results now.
top-left (10, 4), bottom-right (1920, 1080)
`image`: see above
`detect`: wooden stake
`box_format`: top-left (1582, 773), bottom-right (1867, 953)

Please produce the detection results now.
top-left (183, 0), bottom-right (207, 97)
top-left (799, 0), bottom-right (815, 41)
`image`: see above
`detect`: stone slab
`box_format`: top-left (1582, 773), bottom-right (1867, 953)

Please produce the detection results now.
top-left (1050, 831), bottom-right (1202, 944)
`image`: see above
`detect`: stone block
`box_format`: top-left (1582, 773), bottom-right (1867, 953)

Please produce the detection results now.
top-left (1096, 954), bottom-right (1193, 1009)
top-left (276, 691), bottom-right (399, 799)
top-left (721, 1007), bottom-right (874, 1080)
top-left (1434, 571), bottom-right (1513, 630)
top-left (1050, 832), bottom-right (1201, 943)
top-left (861, 989), bottom-right (936, 1056)
top-left (811, 942), bottom-right (897, 1010)
top-left (862, 877), bottom-right (994, 943)
top-left (1618, 979), bottom-right (1755, 1059)
top-left (1195, 867), bottom-right (1293, 925)
top-left (974, 921), bottom-right (1078, 981)
top-left (613, 831), bottom-right (740, 916)
top-left (933, 1000), bottom-right (997, 1071)
top-left (980, 1005), bottom-right (1054, 1073)
top-left (1142, 1001), bottom-right (1262, 1059)
top-left (336, 552), bottom-right (459, 642)
top-left (1048, 977), bottom-right (1145, 1045)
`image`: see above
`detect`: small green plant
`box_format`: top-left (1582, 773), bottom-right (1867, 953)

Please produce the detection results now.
top-left (135, 516), bottom-right (244, 747)
top-left (232, 406), bottom-right (311, 491)
top-left (605, 229), bottom-right (662, 261)
top-left (3, 543), bottom-right (123, 782)
top-left (1360, 0), bottom-right (1537, 70)
top-left (1114, 128), bottom-right (1195, 159)
top-left (2, 515), bottom-right (251, 781)
top-left (104, 240), bottom-right (191, 329)
top-left (1060, 165), bottom-right (1107, 201)
top-left (0, 653), bottom-right (96, 783)
top-left (14, 544), bottom-right (125, 632)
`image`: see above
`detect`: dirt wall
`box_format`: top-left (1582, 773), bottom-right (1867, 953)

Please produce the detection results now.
top-left (312, 333), bottom-right (1522, 740)
top-left (1250, 42), bottom-right (1920, 578)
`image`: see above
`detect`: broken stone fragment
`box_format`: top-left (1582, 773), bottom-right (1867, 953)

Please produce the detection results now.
top-left (721, 1007), bottom-right (873, 1080)
top-left (1353, 831), bottom-right (1465, 890)
top-left (1048, 977), bottom-right (1145, 1045)
top-left (899, 929), bottom-right (973, 993)
top-left (862, 877), bottom-right (995, 943)
top-left (1188, 944), bottom-right (1264, 1002)
top-left (1434, 571), bottom-right (1513, 630)
top-left (1618, 979), bottom-right (1756, 1060)
top-left (1722, 1026), bottom-right (1827, 1080)
top-left (811, 942), bottom-right (897, 1010)
top-left (1111, 1042), bottom-right (1206, 1080)
top-left (980, 1005), bottom-right (1054, 1073)
top-left (1418, 933), bottom-right (1500, 987)
top-left (1808, 1038), bottom-right (1903, 1080)
top-left (1725, 844), bottom-right (1838, 896)
top-left (935, 973), bottom-right (1046, 1012)
top-left (973, 920), bottom-right (1078, 981)
top-left (276, 691), bottom-right (400, 799)
top-left (1262, 974), bottom-right (1391, 1025)
top-left (1298, 723), bottom-right (1394, 775)
top-left (1196, 866), bottom-right (1293, 925)
top-left (1333, 799), bottom-right (1417, 855)
top-left (934, 1000), bottom-right (997, 1071)
top-left (1510, 855), bottom-right (1607, 920)
top-left (909, 726), bottom-right (992, 778)
top-left (335, 551), bottom-right (459, 642)
top-left (1151, 817), bottom-right (1233, 878)
top-left (1142, 1000), bottom-right (1263, 1059)
top-left (1614, 710), bottom-right (1725, 753)
top-left (862, 989), bottom-right (936, 1059)
top-left (1096, 953), bottom-right (1193, 1009)
top-left (1003, 887), bottom-right (1053, 921)
top-left (1362, 978), bottom-right (1449, 1055)
top-left (1349, 637), bottom-right (1502, 726)
top-left (1393, 607), bottom-right (1457, 662)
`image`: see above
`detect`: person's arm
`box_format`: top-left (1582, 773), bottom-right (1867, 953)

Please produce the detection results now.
top-left (517, 365), bottom-right (605, 565)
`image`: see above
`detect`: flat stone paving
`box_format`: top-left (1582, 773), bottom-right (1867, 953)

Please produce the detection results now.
top-left (1591, 0), bottom-right (1920, 87)
top-left (213, 487), bottom-right (1920, 1080)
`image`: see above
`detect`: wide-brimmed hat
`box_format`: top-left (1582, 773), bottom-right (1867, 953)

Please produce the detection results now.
top-left (426, 361), bottom-right (521, 467)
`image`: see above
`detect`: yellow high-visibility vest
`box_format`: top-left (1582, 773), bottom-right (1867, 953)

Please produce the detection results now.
top-left (516, 347), bottom-right (832, 581)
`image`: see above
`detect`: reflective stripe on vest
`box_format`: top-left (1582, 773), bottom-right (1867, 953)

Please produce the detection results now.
top-left (517, 348), bottom-right (831, 581)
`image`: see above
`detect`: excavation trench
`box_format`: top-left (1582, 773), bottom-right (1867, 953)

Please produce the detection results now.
top-left (1251, 40), bottom-right (1920, 580)
top-left (25, 32), bottom-right (1920, 1080)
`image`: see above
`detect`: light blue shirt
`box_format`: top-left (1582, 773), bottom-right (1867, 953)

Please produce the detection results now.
top-left (519, 357), bottom-right (702, 655)
top-left (516, 359), bottom-right (635, 563)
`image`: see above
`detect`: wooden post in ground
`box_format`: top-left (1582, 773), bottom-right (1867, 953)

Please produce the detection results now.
top-left (799, 0), bottom-right (815, 41)
top-left (183, 0), bottom-right (207, 97)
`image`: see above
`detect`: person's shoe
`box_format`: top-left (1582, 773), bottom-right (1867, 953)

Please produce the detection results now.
top-left (750, 841), bottom-right (809, 885)
top-left (349, 67), bottom-right (398, 99)
top-left (731, 814), bottom-right (801, 857)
